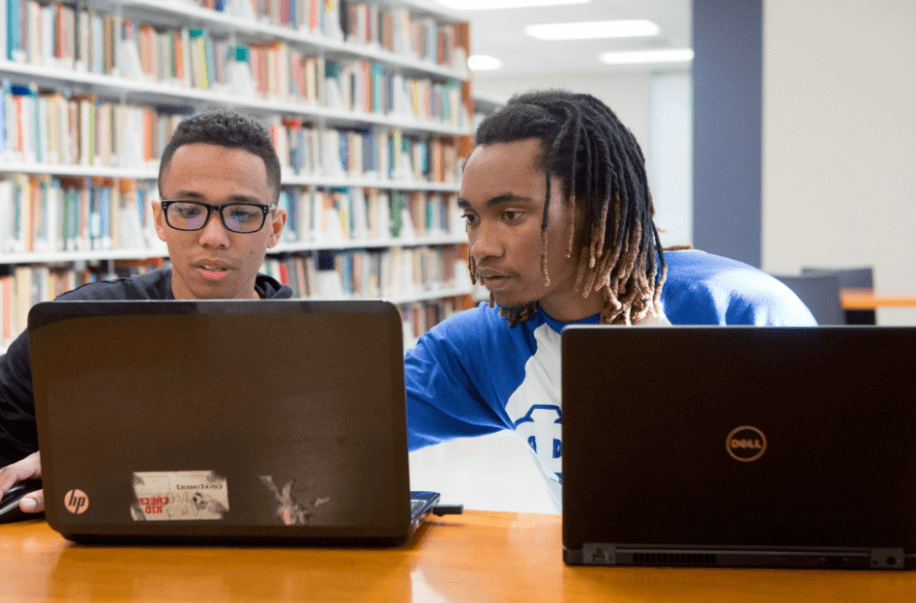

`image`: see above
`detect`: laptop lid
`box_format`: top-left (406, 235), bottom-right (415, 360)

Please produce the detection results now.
top-left (28, 299), bottom-right (437, 545)
top-left (561, 325), bottom-right (916, 570)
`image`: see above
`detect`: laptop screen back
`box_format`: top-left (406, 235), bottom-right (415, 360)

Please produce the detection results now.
top-left (29, 300), bottom-right (411, 543)
top-left (561, 326), bottom-right (916, 567)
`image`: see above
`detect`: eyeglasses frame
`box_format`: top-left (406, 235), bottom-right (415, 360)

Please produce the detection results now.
top-left (160, 200), bottom-right (278, 234)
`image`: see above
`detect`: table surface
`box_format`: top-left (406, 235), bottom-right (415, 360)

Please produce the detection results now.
top-left (841, 288), bottom-right (916, 310)
top-left (3, 511), bottom-right (916, 602)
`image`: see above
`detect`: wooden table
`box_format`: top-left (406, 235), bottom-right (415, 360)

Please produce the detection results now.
top-left (2, 512), bottom-right (916, 602)
top-left (841, 288), bottom-right (916, 310)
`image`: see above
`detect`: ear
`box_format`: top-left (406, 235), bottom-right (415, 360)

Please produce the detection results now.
top-left (266, 207), bottom-right (287, 249)
top-left (152, 200), bottom-right (167, 242)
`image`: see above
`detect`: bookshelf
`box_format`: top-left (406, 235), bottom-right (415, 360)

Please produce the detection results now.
top-left (0, 0), bottom-right (476, 351)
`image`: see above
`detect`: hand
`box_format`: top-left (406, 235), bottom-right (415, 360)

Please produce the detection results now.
top-left (0, 451), bottom-right (44, 513)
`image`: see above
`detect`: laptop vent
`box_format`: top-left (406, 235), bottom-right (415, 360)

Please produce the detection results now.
top-left (633, 552), bottom-right (718, 567)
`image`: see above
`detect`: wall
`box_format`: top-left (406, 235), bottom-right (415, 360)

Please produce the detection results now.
top-left (762, 0), bottom-right (916, 324)
top-left (650, 72), bottom-right (693, 248)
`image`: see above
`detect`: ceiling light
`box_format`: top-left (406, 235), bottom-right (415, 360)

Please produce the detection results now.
top-left (468, 55), bottom-right (503, 71)
top-left (599, 48), bottom-right (695, 65)
top-left (437, 0), bottom-right (589, 10)
top-left (526, 19), bottom-right (659, 41)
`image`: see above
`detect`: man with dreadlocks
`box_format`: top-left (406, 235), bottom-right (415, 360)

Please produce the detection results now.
top-left (404, 90), bottom-right (814, 510)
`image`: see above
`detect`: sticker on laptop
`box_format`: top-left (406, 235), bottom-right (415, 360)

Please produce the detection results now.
top-left (130, 470), bottom-right (229, 521)
top-left (260, 476), bottom-right (330, 526)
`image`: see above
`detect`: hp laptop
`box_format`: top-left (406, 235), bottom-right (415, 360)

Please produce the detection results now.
top-left (28, 299), bottom-right (438, 545)
top-left (561, 325), bottom-right (916, 570)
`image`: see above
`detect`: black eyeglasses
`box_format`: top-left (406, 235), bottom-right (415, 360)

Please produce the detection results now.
top-left (160, 201), bottom-right (277, 234)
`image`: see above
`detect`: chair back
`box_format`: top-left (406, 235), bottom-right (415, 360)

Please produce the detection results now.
top-left (801, 266), bottom-right (874, 288)
top-left (771, 273), bottom-right (845, 326)
top-left (800, 266), bottom-right (876, 324)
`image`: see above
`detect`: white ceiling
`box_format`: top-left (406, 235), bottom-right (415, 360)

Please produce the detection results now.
top-left (438, 0), bottom-right (692, 77)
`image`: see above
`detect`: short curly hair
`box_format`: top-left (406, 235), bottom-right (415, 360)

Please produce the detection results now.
top-left (158, 109), bottom-right (282, 202)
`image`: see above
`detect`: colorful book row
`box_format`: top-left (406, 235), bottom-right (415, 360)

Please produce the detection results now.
top-left (261, 244), bottom-right (467, 301)
top-left (0, 175), bottom-right (160, 254)
top-left (0, 84), bottom-right (184, 170)
top-left (270, 117), bottom-right (459, 182)
top-left (0, 176), bottom-right (464, 255)
top-left (186, 0), bottom-right (464, 69)
top-left (2, 1), bottom-right (468, 127)
top-left (0, 258), bottom-right (467, 350)
top-left (0, 84), bottom-right (461, 183)
top-left (400, 297), bottom-right (466, 349)
top-left (0, 258), bottom-right (165, 345)
top-left (278, 187), bottom-right (463, 245)
top-left (125, 28), bottom-right (466, 124)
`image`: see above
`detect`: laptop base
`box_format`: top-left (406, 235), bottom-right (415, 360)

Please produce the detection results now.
top-left (564, 544), bottom-right (911, 570)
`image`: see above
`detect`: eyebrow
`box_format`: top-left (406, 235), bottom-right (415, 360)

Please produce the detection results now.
top-left (165, 190), bottom-right (265, 205)
top-left (457, 194), bottom-right (534, 209)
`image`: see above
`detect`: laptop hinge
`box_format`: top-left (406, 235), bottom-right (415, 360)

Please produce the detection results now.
top-left (583, 543), bottom-right (616, 565)
top-left (870, 548), bottom-right (906, 570)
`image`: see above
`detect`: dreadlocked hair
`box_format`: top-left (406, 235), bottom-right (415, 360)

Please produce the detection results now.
top-left (471, 89), bottom-right (666, 325)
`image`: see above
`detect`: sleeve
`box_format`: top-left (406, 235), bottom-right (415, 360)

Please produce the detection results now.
top-left (0, 330), bottom-right (37, 466)
top-left (0, 272), bottom-right (167, 465)
top-left (662, 251), bottom-right (818, 327)
top-left (404, 310), bottom-right (513, 451)
top-left (719, 271), bottom-right (819, 326)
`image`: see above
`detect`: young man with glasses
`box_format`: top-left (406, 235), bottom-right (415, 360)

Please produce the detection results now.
top-left (0, 109), bottom-right (291, 515)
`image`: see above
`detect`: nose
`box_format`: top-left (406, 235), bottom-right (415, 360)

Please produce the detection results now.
top-left (469, 219), bottom-right (502, 264)
top-left (197, 209), bottom-right (231, 248)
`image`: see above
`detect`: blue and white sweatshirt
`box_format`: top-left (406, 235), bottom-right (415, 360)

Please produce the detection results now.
top-left (404, 250), bottom-right (817, 510)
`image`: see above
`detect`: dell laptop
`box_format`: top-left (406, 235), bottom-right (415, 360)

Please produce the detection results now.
top-left (561, 325), bottom-right (916, 570)
top-left (28, 299), bottom-right (438, 545)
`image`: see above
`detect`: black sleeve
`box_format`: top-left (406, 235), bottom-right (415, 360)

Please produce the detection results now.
top-left (0, 269), bottom-right (172, 464)
top-left (0, 330), bottom-right (37, 466)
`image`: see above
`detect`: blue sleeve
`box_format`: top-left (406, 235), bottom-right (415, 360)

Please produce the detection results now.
top-left (405, 306), bottom-right (515, 451)
top-left (662, 250), bottom-right (817, 326)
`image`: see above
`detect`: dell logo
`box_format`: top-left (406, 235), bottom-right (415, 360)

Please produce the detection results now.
top-left (726, 426), bottom-right (767, 462)
top-left (730, 439), bottom-right (763, 449)
top-left (64, 489), bottom-right (89, 514)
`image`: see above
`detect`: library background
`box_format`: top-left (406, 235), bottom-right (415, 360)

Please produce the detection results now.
top-left (0, 0), bottom-right (484, 353)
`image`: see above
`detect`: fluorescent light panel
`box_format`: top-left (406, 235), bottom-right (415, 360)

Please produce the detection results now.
top-left (468, 55), bottom-right (503, 71)
top-left (438, 0), bottom-right (589, 10)
top-left (599, 48), bottom-right (694, 65)
top-left (526, 19), bottom-right (659, 40)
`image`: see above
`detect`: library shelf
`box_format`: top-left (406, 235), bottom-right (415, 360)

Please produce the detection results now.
top-left (0, 0), bottom-right (476, 339)
top-left (113, 0), bottom-right (470, 81)
top-left (360, 284), bottom-right (473, 306)
top-left (0, 234), bottom-right (469, 265)
top-left (0, 60), bottom-right (470, 137)
top-left (0, 162), bottom-right (460, 193)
